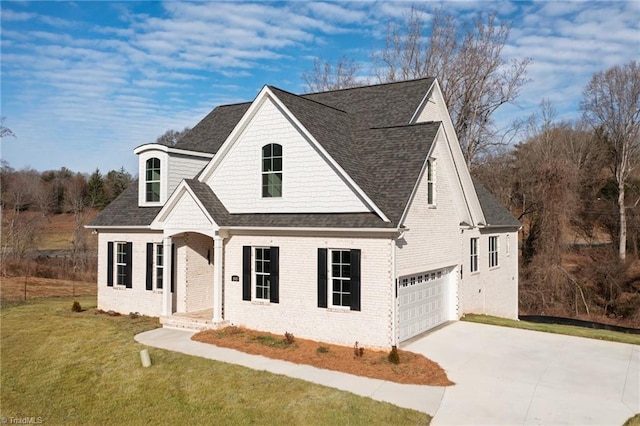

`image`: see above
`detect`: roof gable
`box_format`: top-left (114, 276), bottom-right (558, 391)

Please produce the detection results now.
top-left (151, 181), bottom-right (218, 237)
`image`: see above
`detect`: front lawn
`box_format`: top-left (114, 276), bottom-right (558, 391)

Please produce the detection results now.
top-left (463, 314), bottom-right (640, 345)
top-left (0, 297), bottom-right (430, 425)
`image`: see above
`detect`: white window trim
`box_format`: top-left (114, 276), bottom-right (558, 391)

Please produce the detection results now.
top-left (489, 236), bottom-right (499, 269)
top-left (253, 247), bottom-right (271, 302)
top-left (155, 243), bottom-right (164, 291)
top-left (115, 242), bottom-right (128, 287)
top-left (470, 237), bottom-right (479, 274)
top-left (427, 158), bottom-right (436, 207)
top-left (261, 143), bottom-right (283, 198)
top-left (328, 249), bottom-right (351, 310)
top-left (145, 157), bottom-right (161, 203)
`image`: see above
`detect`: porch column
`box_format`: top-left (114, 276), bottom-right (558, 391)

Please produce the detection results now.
top-left (162, 236), bottom-right (172, 316)
top-left (212, 234), bottom-right (224, 322)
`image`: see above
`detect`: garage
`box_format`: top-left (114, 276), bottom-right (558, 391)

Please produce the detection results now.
top-left (398, 268), bottom-right (450, 342)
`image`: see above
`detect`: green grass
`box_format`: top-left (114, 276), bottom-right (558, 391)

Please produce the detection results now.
top-left (1, 297), bottom-right (430, 425)
top-left (462, 314), bottom-right (640, 345)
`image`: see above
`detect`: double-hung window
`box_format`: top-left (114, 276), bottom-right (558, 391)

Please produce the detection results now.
top-left (107, 241), bottom-right (132, 288)
top-left (331, 250), bottom-right (351, 307)
top-left (255, 247), bottom-right (271, 300)
top-left (489, 236), bottom-right (499, 268)
top-left (242, 246), bottom-right (279, 303)
top-left (427, 159), bottom-right (435, 205)
top-left (262, 144), bottom-right (282, 197)
top-left (470, 238), bottom-right (479, 273)
top-left (155, 244), bottom-right (164, 289)
top-left (145, 158), bottom-right (161, 202)
top-left (317, 248), bottom-right (361, 311)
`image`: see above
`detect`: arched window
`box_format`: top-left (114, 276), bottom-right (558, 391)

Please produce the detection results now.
top-left (145, 158), bottom-right (161, 202)
top-left (262, 144), bottom-right (282, 197)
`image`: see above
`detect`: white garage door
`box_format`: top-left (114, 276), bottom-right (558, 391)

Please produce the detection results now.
top-left (398, 269), bottom-right (448, 342)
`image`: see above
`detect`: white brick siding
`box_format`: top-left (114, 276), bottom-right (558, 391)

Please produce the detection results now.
top-left (182, 233), bottom-right (215, 312)
top-left (459, 229), bottom-right (519, 319)
top-left (207, 96), bottom-right (371, 214)
top-left (223, 234), bottom-right (394, 349)
top-left (97, 231), bottom-right (164, 316)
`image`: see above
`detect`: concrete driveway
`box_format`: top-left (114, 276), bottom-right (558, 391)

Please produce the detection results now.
top-left (404, 321), bottom-right (639, 425)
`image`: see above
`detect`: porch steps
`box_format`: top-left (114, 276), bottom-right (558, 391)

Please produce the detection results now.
top-left (160, 311), bottom-right (229, 332)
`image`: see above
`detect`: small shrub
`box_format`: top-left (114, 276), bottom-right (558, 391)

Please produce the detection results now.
top-left (316, 346), bottom-right (329, 354)
top-left (129, 312), bottom-right (140, 319)
top-left (254, 335), bottom-right (288, 348)
top-left (353, 341), bottom-right (364, 358)
top-left (71, 301), bottom-right (82, 312)
top-left (284, 332), bottom-right (295, 345)
top-left (107, 310), bottom-right (120, 317)
top-left (388, 345), bottom-right (400, 365)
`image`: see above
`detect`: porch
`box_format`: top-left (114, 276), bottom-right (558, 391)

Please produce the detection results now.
top-left (160, 309), bottom-right (229, 332)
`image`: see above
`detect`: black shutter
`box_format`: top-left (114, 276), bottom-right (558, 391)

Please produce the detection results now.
top-left (270, 246), bottom-right (279, 304)
top-left (317, 248), bottom-right (327, 308)
top-left (170, 243), bottom-right (175, 293)
top-left (107, 241), bottom-right (114, 286)
top-left (242, 246), bottom-right (251, 301)
top-left (350, 249), bottom-right (361, 311)
top-left (146, 243), bottom-right (153, 290)
top-left (125, 242), bottom-right (133, 288)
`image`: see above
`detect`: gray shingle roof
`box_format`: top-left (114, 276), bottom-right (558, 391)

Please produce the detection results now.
top-left (89, 78), bottom-right (470, 230)
top-left (186, 180), bottom-right (394, 228)
top-left (90, 182), bottom-right (162, 227)
top-left (472, 177), bottom-right (521, 228)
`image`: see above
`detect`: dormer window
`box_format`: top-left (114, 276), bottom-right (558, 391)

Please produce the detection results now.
top-left (262, 143), bottom-right (282, 198)
top-left (146, 158), bottom-right (161, 202)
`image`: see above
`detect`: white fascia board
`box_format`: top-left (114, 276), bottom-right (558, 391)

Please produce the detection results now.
top-left (198, 86), bottom-right (271, 183)
top-left (220, 226), bottom-right (404, 235)
top-left (409, 79), bottom-right (437, 124)
top-left (265, 89), bottom-right (391, 223)
top-left (84, 225), bottom-right (153, 230)
top-left (198, 86), bottom-right (391, 223)
top-left (397, 126), bottom-right (439, 227)
top-left (429, 80), bottom-right (486, 226)
top-left (134, 143), bottom-right (214, 159)
top-left (150, 180), bottom-right (216, 229)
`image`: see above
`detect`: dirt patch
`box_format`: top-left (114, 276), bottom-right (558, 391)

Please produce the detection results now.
top-left (193, 326), bottom-right (453, 386)
top-left (0, 277), bottom-right (96, 301)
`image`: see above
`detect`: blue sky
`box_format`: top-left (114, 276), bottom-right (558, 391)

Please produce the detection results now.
top-left (1, 1), bottom-right (638, 176)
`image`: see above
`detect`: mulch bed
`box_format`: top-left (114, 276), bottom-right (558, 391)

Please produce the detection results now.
top-left (192, 326), bottom-right (454, 386)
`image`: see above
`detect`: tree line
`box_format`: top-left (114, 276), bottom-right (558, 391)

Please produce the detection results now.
top-left (303, 7), bottom-right (639, 323)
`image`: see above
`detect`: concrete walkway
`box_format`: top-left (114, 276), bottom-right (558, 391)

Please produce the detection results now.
top-left (134, 328), bottom-right (445, 414)
top-left (135, 322), bottom-right (639, 425)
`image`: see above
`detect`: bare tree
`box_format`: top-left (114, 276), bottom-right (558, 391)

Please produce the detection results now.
top-left (155, 127), bottom-right (191, 146)
top-left (302, 56), bottom-right (362, 92)
top-left (373, 7), bottom-right (531, 167)
top-left (580, 61), bottom-right (640, 260)
top-left (0, 117), bottom-right (15, 138)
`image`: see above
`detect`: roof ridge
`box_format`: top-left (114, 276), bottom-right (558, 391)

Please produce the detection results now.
top-left (367, 121), bottom-right (442, 130)
top-left (300, 77), bottom-right (435, 96)
top-left (268, 85), bottom-right (349, 114)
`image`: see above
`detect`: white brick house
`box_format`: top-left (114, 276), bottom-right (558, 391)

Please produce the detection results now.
top-left (89, 78), bottom-right (521, 349)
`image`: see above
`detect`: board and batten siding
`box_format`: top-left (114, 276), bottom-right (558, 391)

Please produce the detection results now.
top-left (459, 229), bottom-right (519, 319)
top-left (223, 234), bottom-right (394, 348)
top-left (97, 231), bottom-right (164, 317)
top-left (207, 96), bottom-right (371, 214)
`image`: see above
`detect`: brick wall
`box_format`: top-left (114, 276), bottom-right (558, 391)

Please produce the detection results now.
top-left (97, 231), bottom-right (164, 317)
top-left (223, 234), bottom-right (394, 349)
